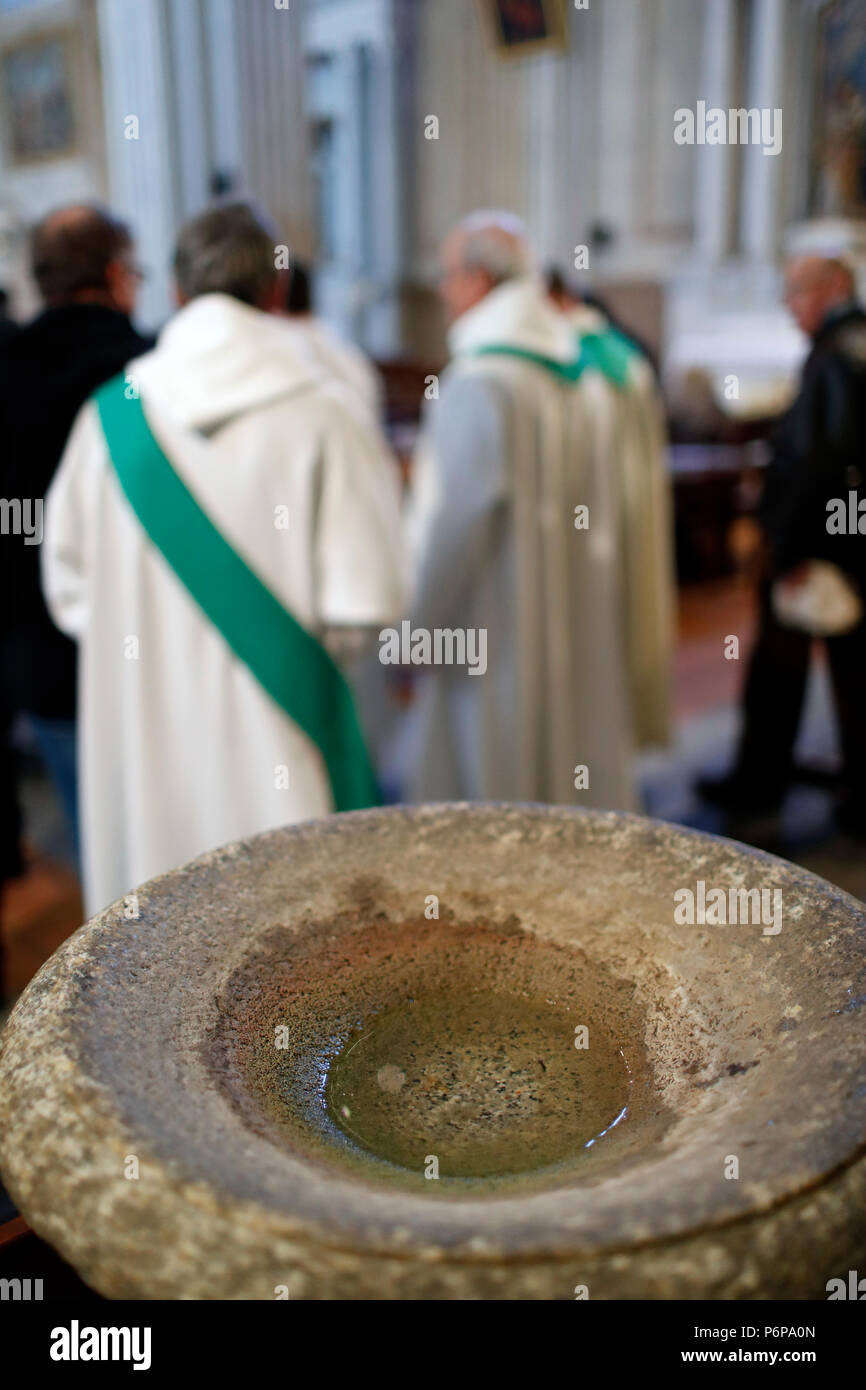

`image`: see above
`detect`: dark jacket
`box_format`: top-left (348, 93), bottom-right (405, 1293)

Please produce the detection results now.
top-left (760, 304), bottom-right (866, 585)
top-left (0, 304), bottom-right (154, 718)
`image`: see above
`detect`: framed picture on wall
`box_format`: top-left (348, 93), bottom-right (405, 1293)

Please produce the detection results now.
top-left (812, 0), bottom-right (866, 216)
top-left (0, 33), bottom-right (77, 165)
top-left (480, 0), bottom-right (569, 60)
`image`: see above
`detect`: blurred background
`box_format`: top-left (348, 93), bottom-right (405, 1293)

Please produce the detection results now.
top-left (1, 0), bottom-right (865, 995)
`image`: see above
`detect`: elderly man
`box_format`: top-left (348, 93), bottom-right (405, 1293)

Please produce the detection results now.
top-left (699, 255), bottom-right (866, 837)
top-left (42, 201), bottom-right (405, 914)
top-left (404, 211), bottom-right (642, 808)
top-left (0, 205), bottom-right (152, 855)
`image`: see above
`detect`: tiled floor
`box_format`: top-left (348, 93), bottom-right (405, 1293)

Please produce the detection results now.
top-left (646, 579), bottom-right (866, 905)
top-left (674, 575), bottom-right (757, 719)
top-left (2, 761), bottom-right (81, 1008)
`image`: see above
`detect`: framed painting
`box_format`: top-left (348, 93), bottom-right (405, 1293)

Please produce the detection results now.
top-left (812, 0), bottom-right (866, 216)
top-left (0, 33), bottom-right (77, 166)
top-left (480, 0), bottom-right (569, 60)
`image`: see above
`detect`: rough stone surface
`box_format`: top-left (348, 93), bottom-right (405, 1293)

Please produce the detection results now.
top-left (1, 804), bottom-right (865, 1299)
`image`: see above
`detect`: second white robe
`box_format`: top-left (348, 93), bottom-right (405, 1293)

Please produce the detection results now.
top-left (405, 277), bottom-right (638, 811)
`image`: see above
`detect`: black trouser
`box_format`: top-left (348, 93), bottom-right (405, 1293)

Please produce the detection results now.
top-left (734, 587), bottom-right (866, 810)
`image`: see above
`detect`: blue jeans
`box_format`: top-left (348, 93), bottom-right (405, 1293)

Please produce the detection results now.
top-left (29, 716), bottom-right (79, 862)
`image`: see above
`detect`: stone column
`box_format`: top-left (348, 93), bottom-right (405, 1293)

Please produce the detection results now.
top-left (596, 0), bottom-right (641, 248)
top-left (695, 0), bottom-right (739, 262)
top-left (169, 0), bottom-right (217, 218)
top-left (202, 0), bottom-right (243, 188)
top-left (529, 46), bottom-right (573, 273)
top-left (302, 0), bottom-right (418, 354)
top-left (233, 0), bottom-right (311, 249)
top-left (97, 0), bottom-right (180, 326)
top-left (365, 0), bottom-right (426, 352)
top-left (740, 0), bottom-right (787, 261)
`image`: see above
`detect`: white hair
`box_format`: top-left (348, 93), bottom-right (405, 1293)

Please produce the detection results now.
top-left (455, 210), bottom-right (534, 284)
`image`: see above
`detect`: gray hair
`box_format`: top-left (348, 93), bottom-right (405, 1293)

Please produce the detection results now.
top-left (456, 210), bottom-right (534, 284)
top-left (173, 199), bottom-right (280, 307)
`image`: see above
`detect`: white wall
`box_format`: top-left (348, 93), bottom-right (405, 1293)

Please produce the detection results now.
top-left (413, 0), bottom-right (702, 286)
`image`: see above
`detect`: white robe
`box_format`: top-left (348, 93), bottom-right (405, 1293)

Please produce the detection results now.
top-left (404, 276), bottom-right (638, 811)
top-left (42, 293), bottom-right (405, 915)
top-left (281, 316), bottom-right (383, 422)
top-left (568, 306), bottom-right (675, 749)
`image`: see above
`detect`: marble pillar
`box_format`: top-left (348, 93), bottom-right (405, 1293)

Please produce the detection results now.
top-left (740, 0), bottom-right (787, 262)
top-left (695, 0), bottom-right (740, 263)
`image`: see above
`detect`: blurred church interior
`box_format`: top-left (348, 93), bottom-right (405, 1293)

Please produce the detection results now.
top-left (1, 0), bottom-right (865, 992)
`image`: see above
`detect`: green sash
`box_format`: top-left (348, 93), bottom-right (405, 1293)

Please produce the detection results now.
top-left (94, 374), bottom-right (379, 812)
top-left (471, 327), bottom-right (639, 388)
top-left (575, 328), bottom-right (638, 388)
top-left (471, 342), bottom-right (586, 382)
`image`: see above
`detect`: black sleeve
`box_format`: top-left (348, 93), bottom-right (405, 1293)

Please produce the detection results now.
top-left (760, 356), bottom-right (834, 576)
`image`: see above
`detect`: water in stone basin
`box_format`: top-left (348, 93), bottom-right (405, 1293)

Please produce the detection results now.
top-left (326, 990), bottom-right (632, 1179)
top-left (211, 918), bottom-right (669, 1195)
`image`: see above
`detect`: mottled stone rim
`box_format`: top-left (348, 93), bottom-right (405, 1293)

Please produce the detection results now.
top-left (2, 803), bottom-right (866, 1278)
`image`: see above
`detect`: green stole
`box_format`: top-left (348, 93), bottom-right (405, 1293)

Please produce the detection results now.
top-left (470, 326), bottom-right (639, 387)
top-left (94, 374), bottom-right (379, 812)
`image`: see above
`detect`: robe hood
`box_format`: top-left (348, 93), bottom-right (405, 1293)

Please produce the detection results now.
top-left (447, 275), bottom-right (578, 363)
top-left (567, 302), bottom-right (609, 337)
top-left (131, 293), bottom-right (324, 431)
